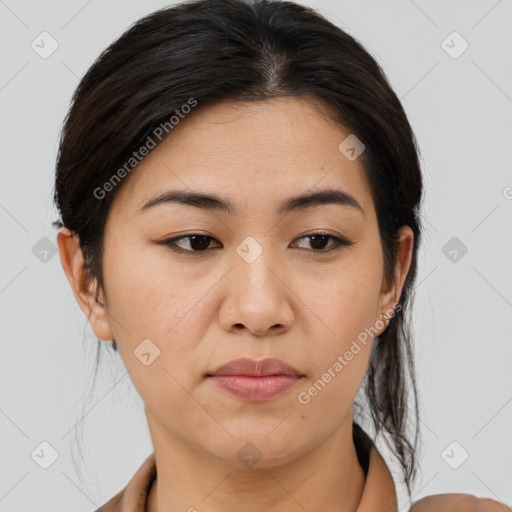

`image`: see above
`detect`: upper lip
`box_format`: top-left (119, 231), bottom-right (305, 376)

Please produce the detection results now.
top-left (209, 358), bottom-right (303, 377)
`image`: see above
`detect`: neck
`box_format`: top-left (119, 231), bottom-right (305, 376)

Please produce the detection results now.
top-left (146, 413), bottom-right (366, 512)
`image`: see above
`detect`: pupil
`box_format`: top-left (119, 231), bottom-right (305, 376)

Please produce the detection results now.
top-left (310, 235), bottom-right (329, 250)
top-left (190, 235), bottom-right (210, 251)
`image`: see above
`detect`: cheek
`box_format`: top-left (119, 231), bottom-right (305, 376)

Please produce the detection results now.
top-left (295, 276), bottom-right (378, 426)
top-left (295, 259), bottom-right (382, 395)
top-left (102, 244), bottom-right (216, 404)
top-left (303, 267), bottom-right (382, 345)
top-left (103, 241), bottom-right (204, 339)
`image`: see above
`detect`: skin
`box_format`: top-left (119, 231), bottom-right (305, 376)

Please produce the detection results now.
top-left (57, 96), bottom-right (414, 512)
top-left (410, 494), bottom-right (512, 511)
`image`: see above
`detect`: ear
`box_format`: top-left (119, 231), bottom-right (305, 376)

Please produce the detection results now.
top-left (378, 225), bottom-right (414, 326)
top-left (56, 227), bottom-right (114, 341)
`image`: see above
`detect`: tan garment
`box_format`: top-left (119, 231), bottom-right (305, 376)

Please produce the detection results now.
top-left (95, 427), bottom-right (510, 512)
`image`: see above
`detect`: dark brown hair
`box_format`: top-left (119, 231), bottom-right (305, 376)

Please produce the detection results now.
top-left (53, 0), bottom-right (424, 497)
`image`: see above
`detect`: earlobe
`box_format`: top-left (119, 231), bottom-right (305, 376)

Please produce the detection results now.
top-left (56, 227), bottom-right (114, 341)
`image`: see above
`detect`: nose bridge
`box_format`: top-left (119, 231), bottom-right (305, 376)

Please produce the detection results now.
top-left (234, 235), bottom-right (281, 301)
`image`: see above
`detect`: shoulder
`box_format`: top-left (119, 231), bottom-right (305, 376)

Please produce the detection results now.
top-left (94, 489), bottom-right (123, 511)
top-left (410, 493), bottom-right (511, 511)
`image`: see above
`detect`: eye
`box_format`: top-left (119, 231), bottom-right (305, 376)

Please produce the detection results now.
top-left (160, 232), bottom-right (354, 255)
top-left (162, 234), bottom-right (220, 253)
top-left (292, 233), bottom-right (354, 252)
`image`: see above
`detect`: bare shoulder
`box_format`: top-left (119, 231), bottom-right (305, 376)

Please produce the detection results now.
top-left (410, 493), bottom-right (511, 511)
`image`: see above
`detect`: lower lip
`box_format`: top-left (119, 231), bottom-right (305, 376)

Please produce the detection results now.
top-left (209, 375), bottom-right (300, 402)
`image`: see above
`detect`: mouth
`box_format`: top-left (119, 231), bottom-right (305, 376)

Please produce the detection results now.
top-left (206, 357), bottom-right (305, 402)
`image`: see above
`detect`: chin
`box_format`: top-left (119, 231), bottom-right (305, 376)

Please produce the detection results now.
top-left (203, 431), bottom-right (312, 470)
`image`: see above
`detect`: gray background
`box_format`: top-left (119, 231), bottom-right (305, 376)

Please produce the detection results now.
top-left (1, 0), bottom-right (511, 510)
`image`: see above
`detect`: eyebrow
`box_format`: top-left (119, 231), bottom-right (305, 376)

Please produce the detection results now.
top-left (138, 188), bottom-right (364, 217)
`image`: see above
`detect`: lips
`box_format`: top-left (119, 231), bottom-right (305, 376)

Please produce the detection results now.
top-left (207, 358), bottom-right (304, 402)
top-left (209, 357), bottom-right (303, 377)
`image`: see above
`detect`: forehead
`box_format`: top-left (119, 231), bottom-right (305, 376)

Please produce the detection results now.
top-left (109, 96), bottom-right (374, 220)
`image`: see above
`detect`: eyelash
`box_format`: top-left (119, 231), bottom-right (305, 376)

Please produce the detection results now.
top-left (160, 232), bottom-right (354, 255)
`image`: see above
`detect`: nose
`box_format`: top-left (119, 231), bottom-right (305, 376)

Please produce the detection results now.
top-left (218, 240), bottom-right (294, 337)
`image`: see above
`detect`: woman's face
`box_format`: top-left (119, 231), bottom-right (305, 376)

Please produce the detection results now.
top-left (60, 96), bottom-right (413, 468)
